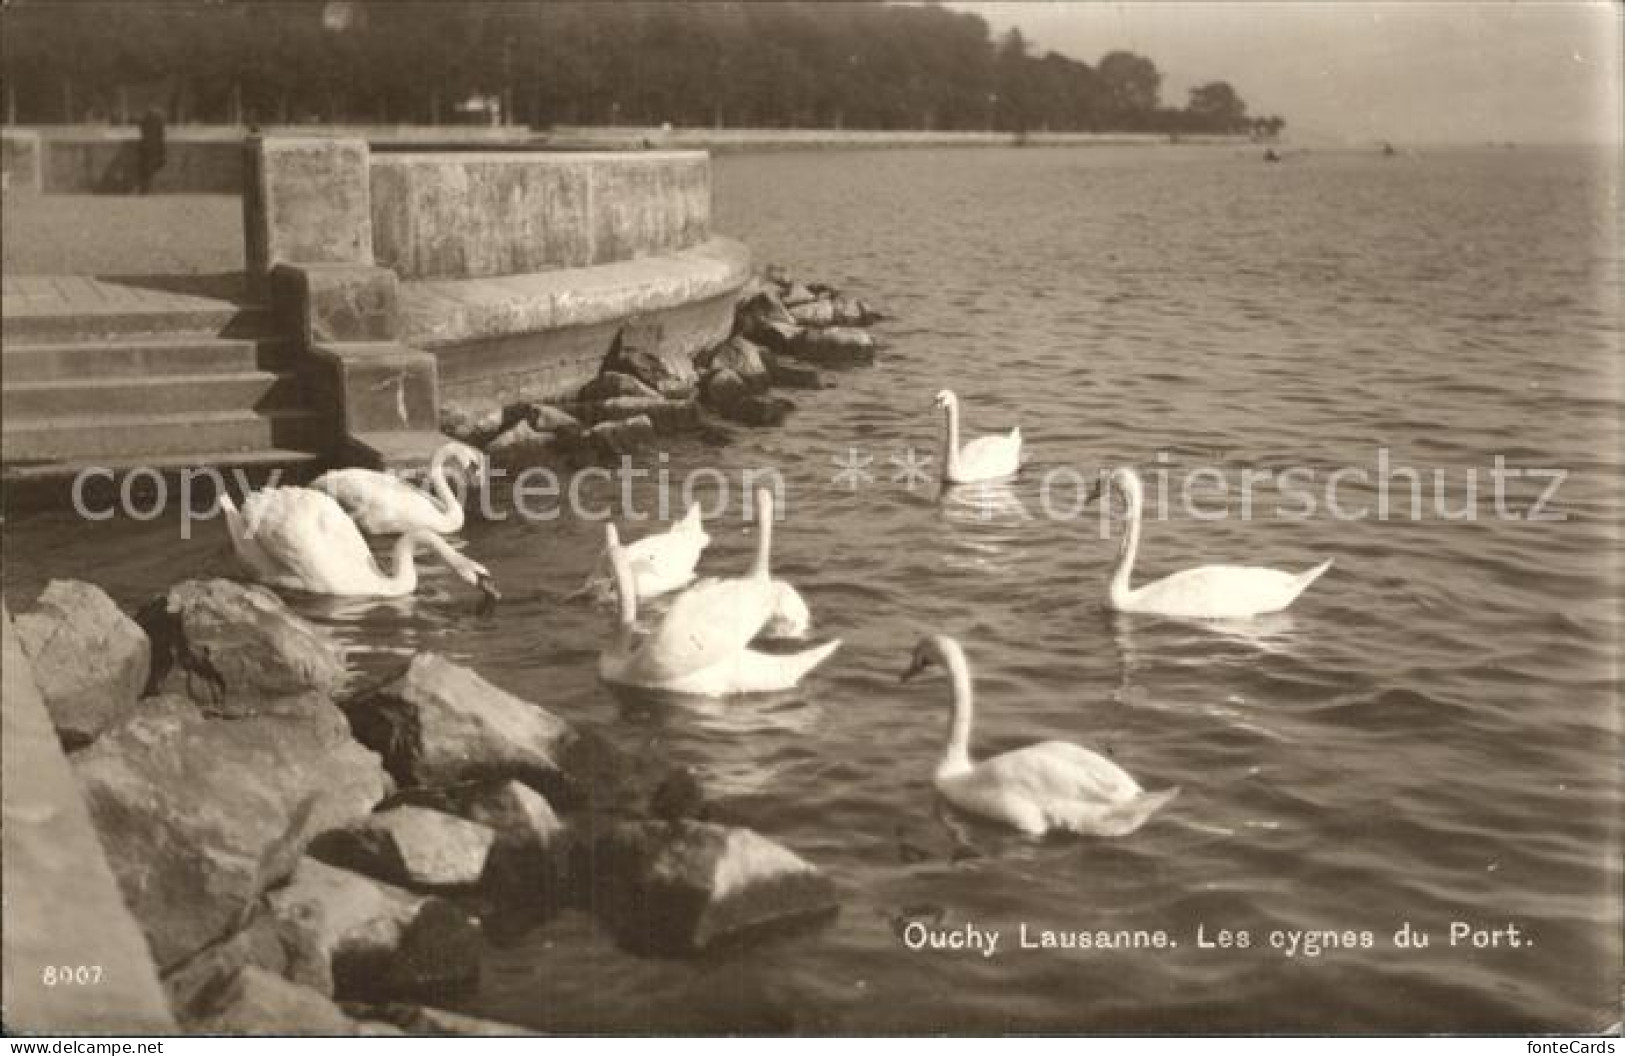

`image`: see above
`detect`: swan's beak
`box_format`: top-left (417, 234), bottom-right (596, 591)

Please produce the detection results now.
top-left (1083, 480), bottom-right (1104, 506)
top-left (899, 656), bottom-right (928, 683)
top-left (475, 573), bottom-right (501, 616)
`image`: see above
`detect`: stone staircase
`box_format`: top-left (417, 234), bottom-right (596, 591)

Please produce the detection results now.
top-left (1, 280), bottom-right (330, 502)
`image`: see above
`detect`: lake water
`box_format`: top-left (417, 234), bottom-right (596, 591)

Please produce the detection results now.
top-left (4, 144), bottom-right (1620, 1033)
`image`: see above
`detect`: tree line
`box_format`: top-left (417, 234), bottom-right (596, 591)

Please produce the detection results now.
top-left (0, 1), bottom-right (1284, 137)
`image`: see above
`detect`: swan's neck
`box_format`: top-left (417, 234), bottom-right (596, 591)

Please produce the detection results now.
top-left (940, 401), bottom-right (961, 479)
top-left (751, 499), bottom-right (773, 579)
top-left (423, 448), bottom-right (463, 531)
top-left (609, 541), bottom-right (639, 630)
top-left (1109, 487), bottom-right (1141, 608)
top-left (939, 641), bottom-right (975, 775)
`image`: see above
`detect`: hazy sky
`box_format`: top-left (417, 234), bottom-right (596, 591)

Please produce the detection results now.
top-left (949, 1), bottom-right (1621, 144)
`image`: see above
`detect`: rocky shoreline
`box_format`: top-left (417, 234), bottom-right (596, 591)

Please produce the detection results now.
top-left (438, 266), bottom-right (884, 474)
top-left (3, 265), bottom-right (882, 1035)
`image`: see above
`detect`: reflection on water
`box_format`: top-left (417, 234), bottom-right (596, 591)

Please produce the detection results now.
top-left (3, 145), bottom-right (1619, 1032)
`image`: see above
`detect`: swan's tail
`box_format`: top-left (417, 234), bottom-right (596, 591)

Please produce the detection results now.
top-left (1290, 558), bottom-right (1334, 598)
top-left (1088, 785), bottom-right (1180, 838)
top-left (726, 639), bottom-right (842, 694)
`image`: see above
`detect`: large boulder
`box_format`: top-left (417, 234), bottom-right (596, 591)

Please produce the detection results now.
top-left (374, 899), bottom-right (483, 999)
top-left (760, 350), bottom-right (824, 390)
top-left (312, 806), bottom-right (495, 890)
top-left (12, 579), bottom-right (149, 748)
top-left (600, 322), bottom-right (697, 399)
top-left (789, 326), bottom-right (877, 367)
top-left (266, 857), bottom-right (481, 1001)
top-left (569, 397), bottom-right (699, 436)
top-left (740, 315), bottom-right (801, 355)
top-left (192, 967), bottom-right (365, 1036)
top-left (700, 367), bottom-right (749, 414)
top-left (699, 336), bottom-right (770, 393)
top-left (396, 779), bottom-right (566, 895)
top-left (484, 420), bottom-right (558, 471)
top-left (584, 415), bottom-right (657, 458)
top-left (438, 400), bottom-right (507, 449)
top-left (73, 695), bottom-right (391, 970)
top-left (345, 653), bottom-right (577, 800)
top-left (583, 820), bottom-right (839, 955)
top-left (578, 371), bottom-right (663, 403)
top-left (787, 298), bottom-right (836, 327)
top-left (137, 579), bottom-right (345, 717)
top-left (163, 907), bottom-right (329, 1021)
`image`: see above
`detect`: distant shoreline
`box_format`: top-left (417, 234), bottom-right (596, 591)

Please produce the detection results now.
top-left (542, 126), bottom-right (1252, 153)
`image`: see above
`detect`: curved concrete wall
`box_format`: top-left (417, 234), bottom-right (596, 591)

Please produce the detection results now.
top-left (369, 151), bottom-right (711, 281)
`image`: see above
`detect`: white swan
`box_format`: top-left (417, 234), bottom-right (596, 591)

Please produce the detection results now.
top-left (936, 389), bottom-right (1021, 484)
top-left (598, 488), bottom-right (839, 695)
top-left (311, 441), bottom-right (486, 535)
top-left (218, 486), bottom-right (500, 602)
top-left (901, 635), bottom-right (1178, 837)
top-left (578, 504), bottom-right (710, 602)
top-left (1087, 466), bottom-right (1332, 619)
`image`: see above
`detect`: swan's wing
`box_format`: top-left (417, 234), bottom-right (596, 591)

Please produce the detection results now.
top-left (974, 741), bottom-right (1144, 806)
top-left (242, 488), bottom-right (373, 591)
top-left (1132, 565), bottom-right (1304, 618)
top-left (760, 580), bottom-right (812, 639)
top-left (957, 433), bottom-right (1022, 479)
top-left (627, 526), bottom-right (709, 583)
top-left (634, 575), bottom-right (775, 680)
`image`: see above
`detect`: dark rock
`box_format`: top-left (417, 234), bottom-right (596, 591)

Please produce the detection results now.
top-left (351, 1004), bottom-right (530, 1036)
top-left (74, 695), bottom-right (391, 970)
top-left (648, 766), bottom-right (709, 822)
top-left (312, 806), bottom-right (495, 890)
top-left (193, 966), bottom-right (362, 1036)
top-left (788, 298), bottom-right (837, 327)
top-left (585, 415), bottom-right (657, 458)
top-left (377, 899), bottom-right (482, 999)
top-left (700, 368), bottom-right (749, 413)
top-left (832, 294), bottom-right (884, 326)
top-left (789, 326), bottom-right (878, 367)
top-left (579, 371), bottom-right (663, 402)
top-left (584, 820), bottom-right (839, 955)
top-left (137, 579), bottom-right (345, 716)
top-left (739, 289), bottom-right (797, 328)
top-left (438, 400), bottom-right (506, 449)
top-left (723, 394), bottom-right (795, 428)
top-left (484, 420), bottom-right (557, 470)
top-left (699, 336), bottom-right (770, 393)
top-left (740, 314), bottom-right (801, 354)
top-left (763, 263), bottom-right (792, 289)
top-left (523, 402), bottom-right (583, 435)
top-left (12, 579), bottom-right (149, 749)
top-left (163, 908), bottom-right (329, 1022)
top-left (268, 857), bottom-right (454, 1000)
top-left (569, 397), bottom-right (699, 435)
top-left (781, 282), bottom-right (817, 307)
top-left (600, 322), bottom-right (697, 399)
top-left (760, 350), bottom-right (824, 390)
top-left (345, 653), bottom-right (577, 800)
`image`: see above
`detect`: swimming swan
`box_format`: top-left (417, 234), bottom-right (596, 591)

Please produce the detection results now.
top-left (1086, 466), bottom-right (1332, 619)
top-left (312, 441), bottom-right (486, 535)
top-left (901, 635), bottom-right (1177, 836)
top-left (219, 486), bottom-right (500, 602)
top-left (598, 488), bottom-right (839, 695)
top-left (579, 503), bottom-right (711, 602)
top-left (935, 389), bottom-right (1021, 484)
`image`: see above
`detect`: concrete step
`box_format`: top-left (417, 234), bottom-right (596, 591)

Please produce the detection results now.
top-left (2, 337), bottom-right (295, 382)
top-left (1, 304), bottom-right (273, 345)
top-left (2, 408), bottom-right (328, 462)
top-left (3, 371), bottom-right (307, 420)
top-left (2, 448), bottom-right (327, 512)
